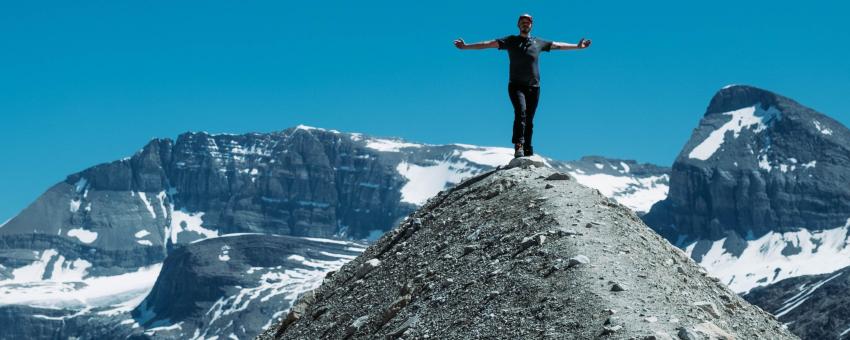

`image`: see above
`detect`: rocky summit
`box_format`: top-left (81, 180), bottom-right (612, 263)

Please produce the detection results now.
top-left (260, 158), bottom-right (796, 340)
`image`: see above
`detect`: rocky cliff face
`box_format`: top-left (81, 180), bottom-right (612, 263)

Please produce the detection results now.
top-left (643, 85), bottom-right (850, 292)
top-left (645, 85), bottom-right (850, 241)
top-left (262, 159), bottom-right (796, 340)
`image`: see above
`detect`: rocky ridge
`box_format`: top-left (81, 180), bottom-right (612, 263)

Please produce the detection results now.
top-left (261, 158), bottom-right (796, 339)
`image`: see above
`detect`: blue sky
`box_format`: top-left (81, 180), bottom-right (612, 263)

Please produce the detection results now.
top-left (1, 1), bottom-right (848, 221)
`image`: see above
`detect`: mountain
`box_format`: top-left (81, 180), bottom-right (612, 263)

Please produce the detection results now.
top-left (643, 85), bottom-right (850, 293)
top-left (0, 234), bottom-right (364, 339)
top-left (261, 158), bottom-right (797, 339)
top-left (132, 234), bottom-right (364, 339)
top-left (0, 126), bottom-right (669, 339)
top-left (744, 267), bottom-right (850, 340)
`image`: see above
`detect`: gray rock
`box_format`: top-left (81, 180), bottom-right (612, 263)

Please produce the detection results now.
top-left (693, 301), bottom-right (721, 318)
top-left (568, 255), bottom-right (590, 268)
top-left (544, 173), bottom-right (571, 181)
top-left (611, 282), bottom-right (628, 292)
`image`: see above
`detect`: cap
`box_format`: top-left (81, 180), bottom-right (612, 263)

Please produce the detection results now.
top-left (518, 14), bottom-right (533, 23)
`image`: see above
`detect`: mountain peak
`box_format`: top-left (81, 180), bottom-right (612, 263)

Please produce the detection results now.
top-left (705, 84), bottom-right (782, 116)
top-left (263, 162), bottom-right (795, 339)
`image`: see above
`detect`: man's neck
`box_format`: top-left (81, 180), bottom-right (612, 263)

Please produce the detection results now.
top-left (519, 32), bottom-right (530, 38)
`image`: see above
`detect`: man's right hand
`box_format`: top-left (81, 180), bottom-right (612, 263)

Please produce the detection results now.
top-left (454, 38), bottom-right (466, 49)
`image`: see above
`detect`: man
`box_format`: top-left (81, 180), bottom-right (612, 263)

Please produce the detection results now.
top-left (454, 13), bottom-right (591, 158)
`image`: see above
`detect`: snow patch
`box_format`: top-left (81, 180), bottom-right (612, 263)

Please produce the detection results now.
top-left (569, 173), bottom-right (669, 214)
top-left (137, 240), bottom-right (153, 246)
top-left (156, 191), bottom-right (168, 218)
top-left (688, 105), bottom-right (780, 161)
top-left (294, 124), bottom-right (318, 132)
top-left (0, 251), bottom-right (160, 312)
top-left (74, 178), bottom-right (88, 193)
top-left (219, 245), bottom-right (231, 262)
top-left (687, 218), bottom-right (850, 293)
top-left (813, 121), bottom-right (833, 135)
top-left (169, 208), bottom-right (218, 244)
top-left (619, 162), bottom-right (631, 173)
top-left (67, 228), bottom-right (98, 244)
top-left (458, 146), bottom-right (550, 167)
top-left (758, 154), bottom-right (771, 172)
top-left (396, 160), bottom-right (475, 205)
top-left (135, 230), bottom-right (151, 238)
top-left (801, 160), bottom-right (816, 169)
top-left (137, 192), bottom-right (157, 218)
top-left (70, 199), bottom-right (81, 213)
top-left (365, 138), bottom-right (423, 152)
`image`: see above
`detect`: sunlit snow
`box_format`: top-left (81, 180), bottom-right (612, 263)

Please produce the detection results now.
top-left (569, 173), bottom-right (669, 213)
top-left (688, 105), bottom-right (780, 161)
top-left (365, 138), bottom-right (423, 152)
top-left (686, 218), bottom-right (850, 293)
top-left (67, 228), bottom-right (98, 244)
top-left (813, 120), bottom-right (833, 135)
top-left (396, 160), bottom-right (475, 205)
top-left (0, 249), bottom-right (161, 311)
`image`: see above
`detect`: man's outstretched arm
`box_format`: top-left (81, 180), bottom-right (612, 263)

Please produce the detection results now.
top-left (550, 38), bottom-right (592, 50)
top-left (454, 38), bottom-right (499, 50)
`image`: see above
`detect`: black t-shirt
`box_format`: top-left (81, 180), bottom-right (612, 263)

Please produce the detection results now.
top-left (496, 35), bottom-right (553, 87)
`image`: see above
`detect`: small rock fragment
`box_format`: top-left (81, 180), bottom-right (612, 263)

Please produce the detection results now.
top-left (693, 301), bottom-right (721, 318)
top-left (677, 327), bottom-right (700, 340)
top-left (386, 315), bottom-right (419, 339)
top-left (355, 259), bottom-right (381, 279)
top-left (611, 282), bottom-right (627, 292)
top-left (567, 255), bottom-right (590, 268)
top-left (544, 173), bottom-right (571, 181)
top-left (601, 325), bottom-right (622, 335)
top-left (513, 234), bottom-right (546, 257)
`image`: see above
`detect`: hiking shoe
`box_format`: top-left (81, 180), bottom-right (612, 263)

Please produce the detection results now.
top-left (514, 144), bottom-right (525, 158)
top-left (523, 145), bottom-right (534, 156)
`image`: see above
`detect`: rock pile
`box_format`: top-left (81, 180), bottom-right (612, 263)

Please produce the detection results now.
top-left (259, 158), bottom-right (797, 339)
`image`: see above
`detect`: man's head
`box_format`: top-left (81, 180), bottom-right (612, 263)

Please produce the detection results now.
top-left (517, 14), bottom-right (533, 34)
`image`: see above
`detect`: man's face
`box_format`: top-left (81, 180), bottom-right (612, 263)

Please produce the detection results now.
top-left (518, 18), bottom-right (532, 33)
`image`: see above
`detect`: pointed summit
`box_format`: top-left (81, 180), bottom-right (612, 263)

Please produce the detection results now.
top-left (705, 85), bottom-right (784, 115)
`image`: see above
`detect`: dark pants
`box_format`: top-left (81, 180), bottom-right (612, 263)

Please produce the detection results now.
top-left (508, 83), bottom-right (540, 147)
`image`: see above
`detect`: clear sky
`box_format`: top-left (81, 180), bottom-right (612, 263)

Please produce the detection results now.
top-left (1, 1), bottom-right (848, 221)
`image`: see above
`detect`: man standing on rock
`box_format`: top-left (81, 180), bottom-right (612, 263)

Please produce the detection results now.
top-left (454, 14), bottom-right (591, 158)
